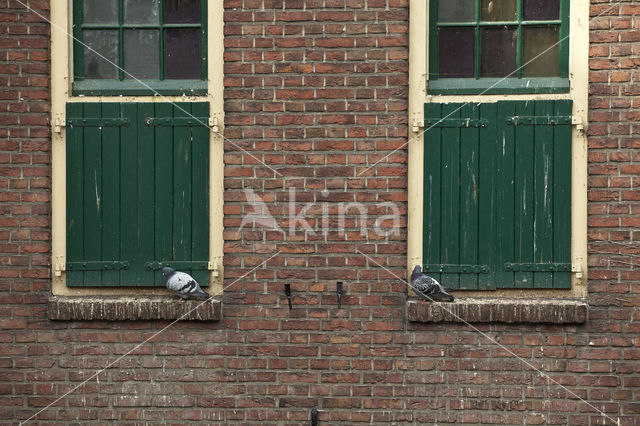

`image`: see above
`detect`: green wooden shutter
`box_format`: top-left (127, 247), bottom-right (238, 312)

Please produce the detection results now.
top-left (423, 100), bottom-right (572, 290)
top-left (66, 102), bottom-right (210, 287)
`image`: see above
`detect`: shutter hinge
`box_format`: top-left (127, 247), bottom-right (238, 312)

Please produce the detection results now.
top-left (208, 260), bottom-right (219, 277)
top-left (145, 261), bottom-right (209, 271)
top-left (506, 116), bottom-right (573, 126)
top-left (423, 264), bottom-right (490, 274)
top-left (66, 261), bottom-right (130, 271)
top-left (209, 114), bottom-right (221, 133)
top-left (572, 115), bottom-right (584, 134)
top-left (425, 118), bottom-right (489, 128)
top-left (411, 112), bottom-right (423, 133)
top-left (572, 263), bottom-right (583, 279)
top-left (144, 261), bottom-right (219, 277)
top-left (144, 117), bottom-right (206, 127)
top-left (504, 263), bottom-right (572, 272)
top-left (54, 112), bottom-right (65, 133)
top-left (67, 117), bottom-right (131, 127)
top-left (54, 256), bottom-right (65, 276)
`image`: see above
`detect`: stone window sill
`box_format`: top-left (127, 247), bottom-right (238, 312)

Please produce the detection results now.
top-left (407, 298), bottom-right (588, 324)
top-left (48, 296), bottom-right (222, 321)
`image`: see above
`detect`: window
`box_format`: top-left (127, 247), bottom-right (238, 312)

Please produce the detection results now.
top-left (72, 0), bottom-right (207, 95)
top-left (51, 0), bottom-right (224, 296)
top-left (407, 0), bottom-right (588, 297)
top-left (428, 0), bottom-right (570, 94)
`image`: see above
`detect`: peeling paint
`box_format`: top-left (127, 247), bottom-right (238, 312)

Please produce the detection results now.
top-left (94, 170), bottom-right (100, 214)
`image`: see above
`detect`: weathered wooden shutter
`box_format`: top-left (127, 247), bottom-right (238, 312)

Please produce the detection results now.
top-left (423, 100), bottom-right (572, 289)
top-left (66, 102), bottom-right (210, 287)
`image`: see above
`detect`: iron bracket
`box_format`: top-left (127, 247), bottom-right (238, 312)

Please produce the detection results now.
top-left (506, 116), bottom-right (573, 126)
top-left (424, 118), bottom-right (489, 128)
top-left (145, 260), bottom-right (219, 277)
top-left (503, 263), bottom-right (573, 272)
top-left (144, 117), bottom-right (209, 127)
top-left (65, 261), bottom-right (130, 271)
top-left (423, 264), bottom-right (490, 274)
top-left (145, 261), bottom-right (212, 271)
top-left (67, 117), bottom-right (130, 127)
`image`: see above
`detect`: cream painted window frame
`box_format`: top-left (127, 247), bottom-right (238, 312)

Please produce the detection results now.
top-left (407, 0), bottom-right (589, 299)
top-left (50, 1), bottom-right (225, 297)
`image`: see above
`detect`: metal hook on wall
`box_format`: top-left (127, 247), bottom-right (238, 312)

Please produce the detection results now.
top-left (284, 283), bottom-right (292, 310)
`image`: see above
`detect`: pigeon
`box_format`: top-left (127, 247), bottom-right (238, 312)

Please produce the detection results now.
top-left (163, 267), bottom-right (210, 300)
top-left (410, 265), bottom-right (455, 302)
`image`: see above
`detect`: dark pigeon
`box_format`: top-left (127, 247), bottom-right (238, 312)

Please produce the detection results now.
top-left (410, 265), bottom-right (454, 302)
top-left (163, 267), bottom-right (210, 300)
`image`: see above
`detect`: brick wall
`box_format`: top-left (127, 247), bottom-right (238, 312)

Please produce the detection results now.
top-left (0, 0), bottom-right (639, 424)
top-left (0, 0), bottom-right (52, 327)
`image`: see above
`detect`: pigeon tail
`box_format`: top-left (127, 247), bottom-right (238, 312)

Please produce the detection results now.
top-left (428, 291), bottom-right (454, 302)
top-left (412, 284), bottom-right (455, 303)
top-left (192, 288), bottom-right (212, 300)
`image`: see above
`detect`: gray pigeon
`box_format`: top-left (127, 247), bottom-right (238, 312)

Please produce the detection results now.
top-left (410, 265), bottom-right (454, 302)
top-left (163, 267), bottom-right (210, 300)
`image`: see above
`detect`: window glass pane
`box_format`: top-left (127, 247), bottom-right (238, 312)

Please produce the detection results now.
top-left (438, 0), bottom-right (475, 23)
top-left (164, 28), bottom-right (201, 79)
top-left (124, 0), bottom-right (160, 25)
top-left (438, 27), bottom-right (475, 78)
top-left (165, 0), bottom-right (201, 24)
top-left (124, 30), bottom-right (159, 79)
top-left (522, 26), bottom-right (559, 77)
top-left (523, 0), bottom-right (559, 21)
top-left (84, 30), bottom-right (119, 79)
top-left (481, 0), bottom-right (517, 21)
top-left (480, 27), bottom-right (517, 77)
top-left (84, 0), bottom-right (118, 24)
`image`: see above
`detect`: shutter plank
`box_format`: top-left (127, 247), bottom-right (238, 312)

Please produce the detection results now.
top-left (190, 102), bottom-right (210, 286)
top-left (423, 102), bottom-right (443, 284)
top-left (533, 100), bottom-right (554, 288)
top-left (82, 103), bottom-right (103, 286)
top-left (478, 102), bottom-right (498, 290)
top-left (496, 101), bottom-right (516, 288)
top-left (66, 103), bottom-right (85, 286)
top-left (136, 103), bottom-right (156, 286)
top-left (172, 104), bottom-right (194, 271)
top-left (100, 103), bottom-right (122, 286)
top-left (440, 103), bottom-right (461, 289)
top-left (120, 103), bottom-right (139, 286)
top-left (513, 101), bottom-right (535, 289)
top-left (459, 103), bottom-right (479, 290)
top-left (154, 103), bottom-right (175, 285)
top-left (553, 99), bottom-right (572, 288)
